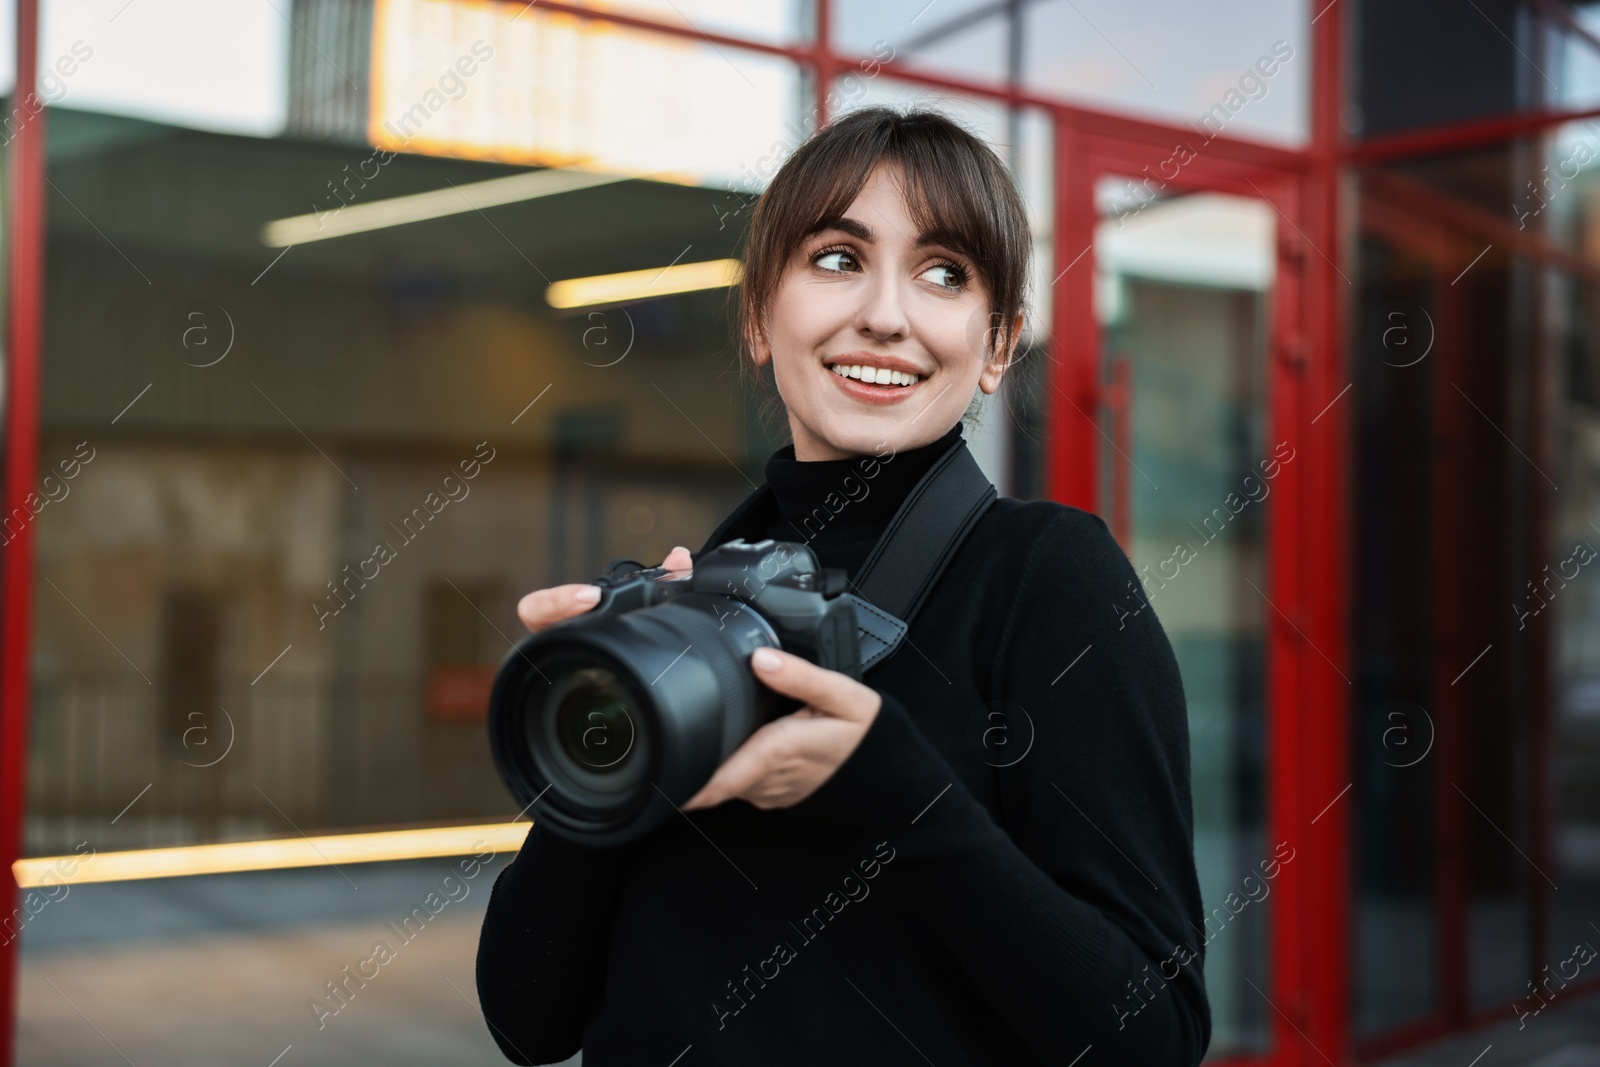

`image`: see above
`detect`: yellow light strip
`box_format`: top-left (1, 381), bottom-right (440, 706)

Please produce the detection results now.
top-left (13, 822), bottom-right (531, 888)
top-left (546, 258), bottom-right (743, 309)
top-left (260, 168), bottom-right (630, 247)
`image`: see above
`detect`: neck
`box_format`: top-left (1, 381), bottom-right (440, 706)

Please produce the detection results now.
top-left (763, 421), bottom-right (965, 567)
top-left (789, 423), bottom-right (958, 463)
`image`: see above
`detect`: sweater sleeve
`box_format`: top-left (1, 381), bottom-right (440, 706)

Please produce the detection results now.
top-left (475, 820), bottom-right (634, 1065)
top-left (787, 507), bottom-right (1211, 1065)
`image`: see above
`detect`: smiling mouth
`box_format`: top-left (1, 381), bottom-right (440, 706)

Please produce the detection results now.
top-left (827, 363), bottom-right (923, 387)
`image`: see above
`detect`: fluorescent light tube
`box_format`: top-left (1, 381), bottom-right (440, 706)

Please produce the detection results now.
top-left (261, 168), bottom-right (629, 247)
top-left (546, 258), bottom-right (743, 309)
top-left (14, 821), bottom-right (531, 886)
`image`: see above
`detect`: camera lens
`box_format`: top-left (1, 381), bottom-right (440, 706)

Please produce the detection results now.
top-left (550, 667), bottom-right (636, 773)
top-left (488, 591), bottom-right (794, 847)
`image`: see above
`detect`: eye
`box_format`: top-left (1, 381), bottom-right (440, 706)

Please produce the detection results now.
top-left (920, 261), bottom-right (968, 291)
top-left (811, 246), bottom-right (859, 273)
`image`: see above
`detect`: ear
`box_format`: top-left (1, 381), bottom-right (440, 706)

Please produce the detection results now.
top-left (748, 323), bottom-right (772, 368)
top-left (978, 313), bottom-right (1024, 395)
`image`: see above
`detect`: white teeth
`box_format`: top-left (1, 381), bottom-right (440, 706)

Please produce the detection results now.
top-left (829, 364), bottom-right (921, 387)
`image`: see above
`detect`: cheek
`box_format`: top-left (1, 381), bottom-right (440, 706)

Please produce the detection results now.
top-left (767, 279), bottom-right (846, 353)
top-left (941, 301), bottom-right (996, 371)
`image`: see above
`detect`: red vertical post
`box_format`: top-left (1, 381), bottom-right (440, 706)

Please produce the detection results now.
top-left (1049, 123), bottom-right (1097, 510)
top-left (0, 0), bottom-right (44, 1062)
top-left (813, 0), bottom-right (832, 129)
top-left (1299, 0), bottom-right (1353, 1061)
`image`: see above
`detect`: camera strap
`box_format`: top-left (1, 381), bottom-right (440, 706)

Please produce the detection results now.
top-left (697, 436), bottom-right (997, 673)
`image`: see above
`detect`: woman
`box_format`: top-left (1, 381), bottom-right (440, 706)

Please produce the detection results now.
top-left (477, 106), bottom-right (1211, 1066)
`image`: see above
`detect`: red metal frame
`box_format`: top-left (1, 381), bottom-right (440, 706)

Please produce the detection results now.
top-left (1054, 124), bottom-right (1332, 1066)
top-left (0, 0), bottom-right (44, 1061)
top-left (1304, 6), bottom-right (1353, 1062)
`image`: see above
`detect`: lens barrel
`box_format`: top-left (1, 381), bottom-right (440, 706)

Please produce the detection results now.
top-left (488, 592), bottom-right (785, 847)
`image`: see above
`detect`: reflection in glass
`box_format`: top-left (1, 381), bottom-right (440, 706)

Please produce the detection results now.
top-left (27, 100), bottom-right (795, 853)
top-left (1095, 180), bottom-right (1274, 1056)
top-left (1350, 236), bottom-right (1439, 1038)
top-left (1547, 268), bottom-right (1600, 974)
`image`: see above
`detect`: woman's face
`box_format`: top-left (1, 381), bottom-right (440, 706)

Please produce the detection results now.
top-left (753, 162), bottom-right (1018, 461)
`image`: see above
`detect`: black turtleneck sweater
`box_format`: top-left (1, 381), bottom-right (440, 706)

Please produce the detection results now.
top-left (476, 424), bottom-right (1211, 1065)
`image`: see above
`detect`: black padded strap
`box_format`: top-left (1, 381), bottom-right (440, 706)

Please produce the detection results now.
top-left (695, 438), bottom-right (996, 671)
top-left (850, 439), bottom-right (996, 625)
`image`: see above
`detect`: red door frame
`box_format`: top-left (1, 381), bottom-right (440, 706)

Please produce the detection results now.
top-left (0, 0), bottom-right (45, 1061)
top-left (0, 3), bottom-right (1357, 1067)
top-left (1052, 109), bottom-right (1349, 1067)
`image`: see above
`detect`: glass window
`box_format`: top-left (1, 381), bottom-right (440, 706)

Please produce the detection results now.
top-left (28, 57), bottom-right (805, 850)
top-left (835, 0), bottom-right (1014, 85)
top-left (1354, 147), bottom-right (1547, 1030)
top-left (1024, 0), bottom-right (1306, 145)
top-left (1094, 179), bottom-right (1275, 1057)
top-left (1546, 265), bottom-right (1600, 980)
top-left (25, 0), bottom-right (291, 137)
top-left (555, 0), bottom-right (808, 46)
top-left (1349, 232), bottom-right (1441, 1039)
top-left (370, 0), bottom-right (801, 189)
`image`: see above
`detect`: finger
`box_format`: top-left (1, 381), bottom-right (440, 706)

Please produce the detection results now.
top-left (661, 545), bottom-right (693, 571)
top-left (685, 721), bottom-right (789, 809)
top-left (517, 583), bottom-right (602, 633)
top-left (749, 647), bottom-right (879, 724)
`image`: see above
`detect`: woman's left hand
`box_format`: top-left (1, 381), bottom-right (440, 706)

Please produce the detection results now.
top-left (681, 646), bottom-right (882, 812)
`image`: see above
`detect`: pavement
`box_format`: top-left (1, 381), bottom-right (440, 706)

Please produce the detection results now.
top-left (1368, 989), bottom-right (1600, 1067)
top-left (14, 856), bottom-right (581, 1067)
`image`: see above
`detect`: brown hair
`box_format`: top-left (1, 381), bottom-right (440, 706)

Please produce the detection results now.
top-left (730, 105), bottom-right (1034, 436)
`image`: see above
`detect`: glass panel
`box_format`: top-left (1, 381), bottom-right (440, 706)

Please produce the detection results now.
top-left (1349, 235), bottom-right (1440, 1038)
top-left (1354, 1), bottom-right (1600, 135)
top-left (1527, 120), bottom-right (1600, 256)
top-left (30, 0), bottom-right (291, 137)
top-left (1025, 0), bottom-right (1306, 145)
top-left (22, 33), bottom-right (807, 1046)
top-left (1455, 268), bottom-right (1538, 1017)
top-left (369, 0), bottom-right (800, 189)
top-left (1357, 148), bottom-right (1545, 1022)
top-left (28, 68), bottom-right (802, 854)
top-left (837, 0), bottom-right (1308, 144)
top-left (1556, 5), bottom-right (1600, 111)
top-left (1547, 266), bottom-right (1600, 974)
top-left (835, 0), bottom-right (1013, 85)
top-left (1094, 179), bottom-right (1275, 1057)
top-left (556, 0), bottom-right (807, 45)
top-left (831, 76), bottom-right (1054, 500)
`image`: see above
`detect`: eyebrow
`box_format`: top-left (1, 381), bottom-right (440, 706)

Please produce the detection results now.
top-left (804, 215), bottom-right (975, 257)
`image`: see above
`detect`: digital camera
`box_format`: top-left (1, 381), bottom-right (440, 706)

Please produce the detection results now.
top-left (486, 539), bottom-right (862, 847)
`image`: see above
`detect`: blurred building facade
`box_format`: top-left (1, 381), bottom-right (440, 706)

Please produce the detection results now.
top-left (0, 1), bottom-right (1598, 1065)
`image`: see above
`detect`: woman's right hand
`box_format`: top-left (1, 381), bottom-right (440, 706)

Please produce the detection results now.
top-left (516, 545), bottom-right (694, 633)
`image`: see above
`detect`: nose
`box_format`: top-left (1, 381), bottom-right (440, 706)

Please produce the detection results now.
top-left (853, 271), bottom-right (909, 343)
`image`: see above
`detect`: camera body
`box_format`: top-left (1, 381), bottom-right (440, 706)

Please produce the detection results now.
top-left (487, 538), bottom-right (862, 846)
top-left (585, 538), bottom-right (861, 681)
